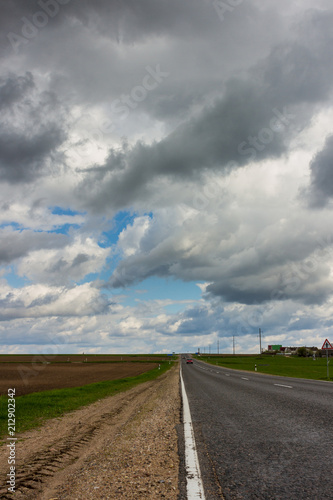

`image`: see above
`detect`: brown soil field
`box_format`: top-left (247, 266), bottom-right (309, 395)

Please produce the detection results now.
top-left (0, 354), bottom-right (169, 363)
top-left (0, 362), bottom-right (158, 396)
top-left (0, 366), bottom-right (180, 499)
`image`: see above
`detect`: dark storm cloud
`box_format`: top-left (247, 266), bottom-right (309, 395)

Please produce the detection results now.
top-left (0, 124), bottom-right (65, 183)
top-left (0, 72), bottom-right (67, 183)
top-left (0, 72), bottom-right (34, 109)
top-left (0, 229), bottom-right (67, 264)
top-left (109, 255), bottom-right (171, 288)
top-left (175, 306), bottom-right (220, 335)
top-left (28, 293), bottom-right (59, 308)
top-left (1, 0), bottom-right (333, 349)
top-left (105, 201), bottom-right (333, 306)
top-left (70, 0), bottom-right (216, 41)
top-left (71, 253), bottom-right (90, 267)
top-left (0, 0), bottom-right (221, 58)
top-left (78, 78), bottom-right (295, 211)
top-left (287, 316), bottom-right (318, 332)
top-left (46, 253), bottom-right (89, 274)
top-left (0, 0), bottom-right (69, 55)
top-left (205, 281), bottom-right (273, 305)
top-left (205, 273), bottom-right (332, 306)
top-left (75, 7), bottom-right (333, 215)
top-left (0, 293), bottom-right (25, 309)
top-left (256, 42), bottom-right (333, 106)
top-left (307, 135), bottom-right (333, 207)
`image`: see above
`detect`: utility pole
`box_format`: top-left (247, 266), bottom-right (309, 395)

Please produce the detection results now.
top-left (259, 328), bottom-right (262, 355)
top-left (217, 339), bottom-right (219, 355)
top-left (233, 335), bottom-right (235, 356)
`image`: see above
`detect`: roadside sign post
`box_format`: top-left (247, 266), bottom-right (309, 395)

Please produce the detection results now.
top-left (321, 339), bottom-right (333, 380)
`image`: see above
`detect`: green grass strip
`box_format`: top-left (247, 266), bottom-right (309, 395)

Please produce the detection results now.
top-left (196, 355), bottom-right (333, 381)
top-left (0, 361), bottom-right (174, 441)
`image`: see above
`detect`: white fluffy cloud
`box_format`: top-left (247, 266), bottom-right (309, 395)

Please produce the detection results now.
top-left (0, 281), bottom-right (110, 321)
top-left (1, 1), bottom-right (333, 352)
top-left (16, 236), bottom-right (109, 285)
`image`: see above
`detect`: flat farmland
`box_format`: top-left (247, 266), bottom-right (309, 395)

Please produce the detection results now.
top-left (0, 357), bottom-right (161, 396)
top-left (0, 354), bottom-right (168, 363)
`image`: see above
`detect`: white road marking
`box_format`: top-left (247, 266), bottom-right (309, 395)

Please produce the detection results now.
top-left (274, 383), bottom-right (293, 389)
top-left (180, 367), bottom-right (206, 499)
top-left (241, 377), bottom-right (249, 380)
top-left (225, 374), bottom-right (230, 376)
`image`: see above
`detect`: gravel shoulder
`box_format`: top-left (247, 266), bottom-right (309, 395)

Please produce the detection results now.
top-left (0, 364), bottom-right (180, 499)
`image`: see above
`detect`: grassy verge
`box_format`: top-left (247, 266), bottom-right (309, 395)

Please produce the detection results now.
top-left (196, 355), bottom-right (333, 381)
top-left (0, 360), bottom-right (174, 441)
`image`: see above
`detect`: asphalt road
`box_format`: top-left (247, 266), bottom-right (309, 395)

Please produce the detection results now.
top-left (181, 358), bottom-right (333, 500)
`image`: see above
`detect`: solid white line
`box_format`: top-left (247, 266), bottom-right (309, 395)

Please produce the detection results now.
top-left (274, 383), bottom-right (293, 389)
top-left (180, 367), bottom-right (206, 499)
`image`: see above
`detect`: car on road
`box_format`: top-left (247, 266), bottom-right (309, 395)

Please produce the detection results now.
top-left (186, 358), bottom-right (193, 364)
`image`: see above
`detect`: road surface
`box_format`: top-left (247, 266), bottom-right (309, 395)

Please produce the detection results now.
top-left (181, 358), bottom-right (333, 499)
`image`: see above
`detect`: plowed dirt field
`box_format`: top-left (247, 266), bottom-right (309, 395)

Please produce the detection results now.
top-left (0, 365), bottom-right (180, 499)
top-left (0, 362), bottom-right (158, 396)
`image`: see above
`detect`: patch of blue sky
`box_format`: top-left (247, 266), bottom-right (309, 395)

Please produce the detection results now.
top-left (75, 252), bottom-right (125, 287)
top-left (47, 223), bottom-right (82, 235)
top-left (76, 272), bottom-right (100, 286)
top-left (122, 276), bottom-right (204, 312)
top-left (76, 254), bottom-right (120, 286)
top-left (98, 210), bottom-right (140, 247)
top-left (98, 210), bottom-right (153, 248)
top-left (4, 268), bottom-right (31, 288)
top-left (45, 206), bottom-right (86, 235)
top-left (0, 222), bottom-right (23, 230)
top-left (51, 206), bottom-right (86, 216)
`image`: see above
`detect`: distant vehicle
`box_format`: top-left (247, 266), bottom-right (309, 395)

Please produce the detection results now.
top-left (186, 358), bottom-right (193, 364)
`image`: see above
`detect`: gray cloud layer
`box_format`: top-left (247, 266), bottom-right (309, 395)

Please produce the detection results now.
top-left (0, 72), bottom-right (67, 183)
top-left (1, 0), bottom-right (333, 350)
top-left (0, 229), bottom-right (67, 264)
top-left (307, 135), bottom-right (333, 207)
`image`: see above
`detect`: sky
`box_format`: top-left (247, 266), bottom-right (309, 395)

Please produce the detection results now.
top-left (1, 0), bottom-right (333, 355)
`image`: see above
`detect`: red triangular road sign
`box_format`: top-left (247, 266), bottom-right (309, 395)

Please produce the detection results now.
top-left (321, 339), bottom-right (333, 349)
